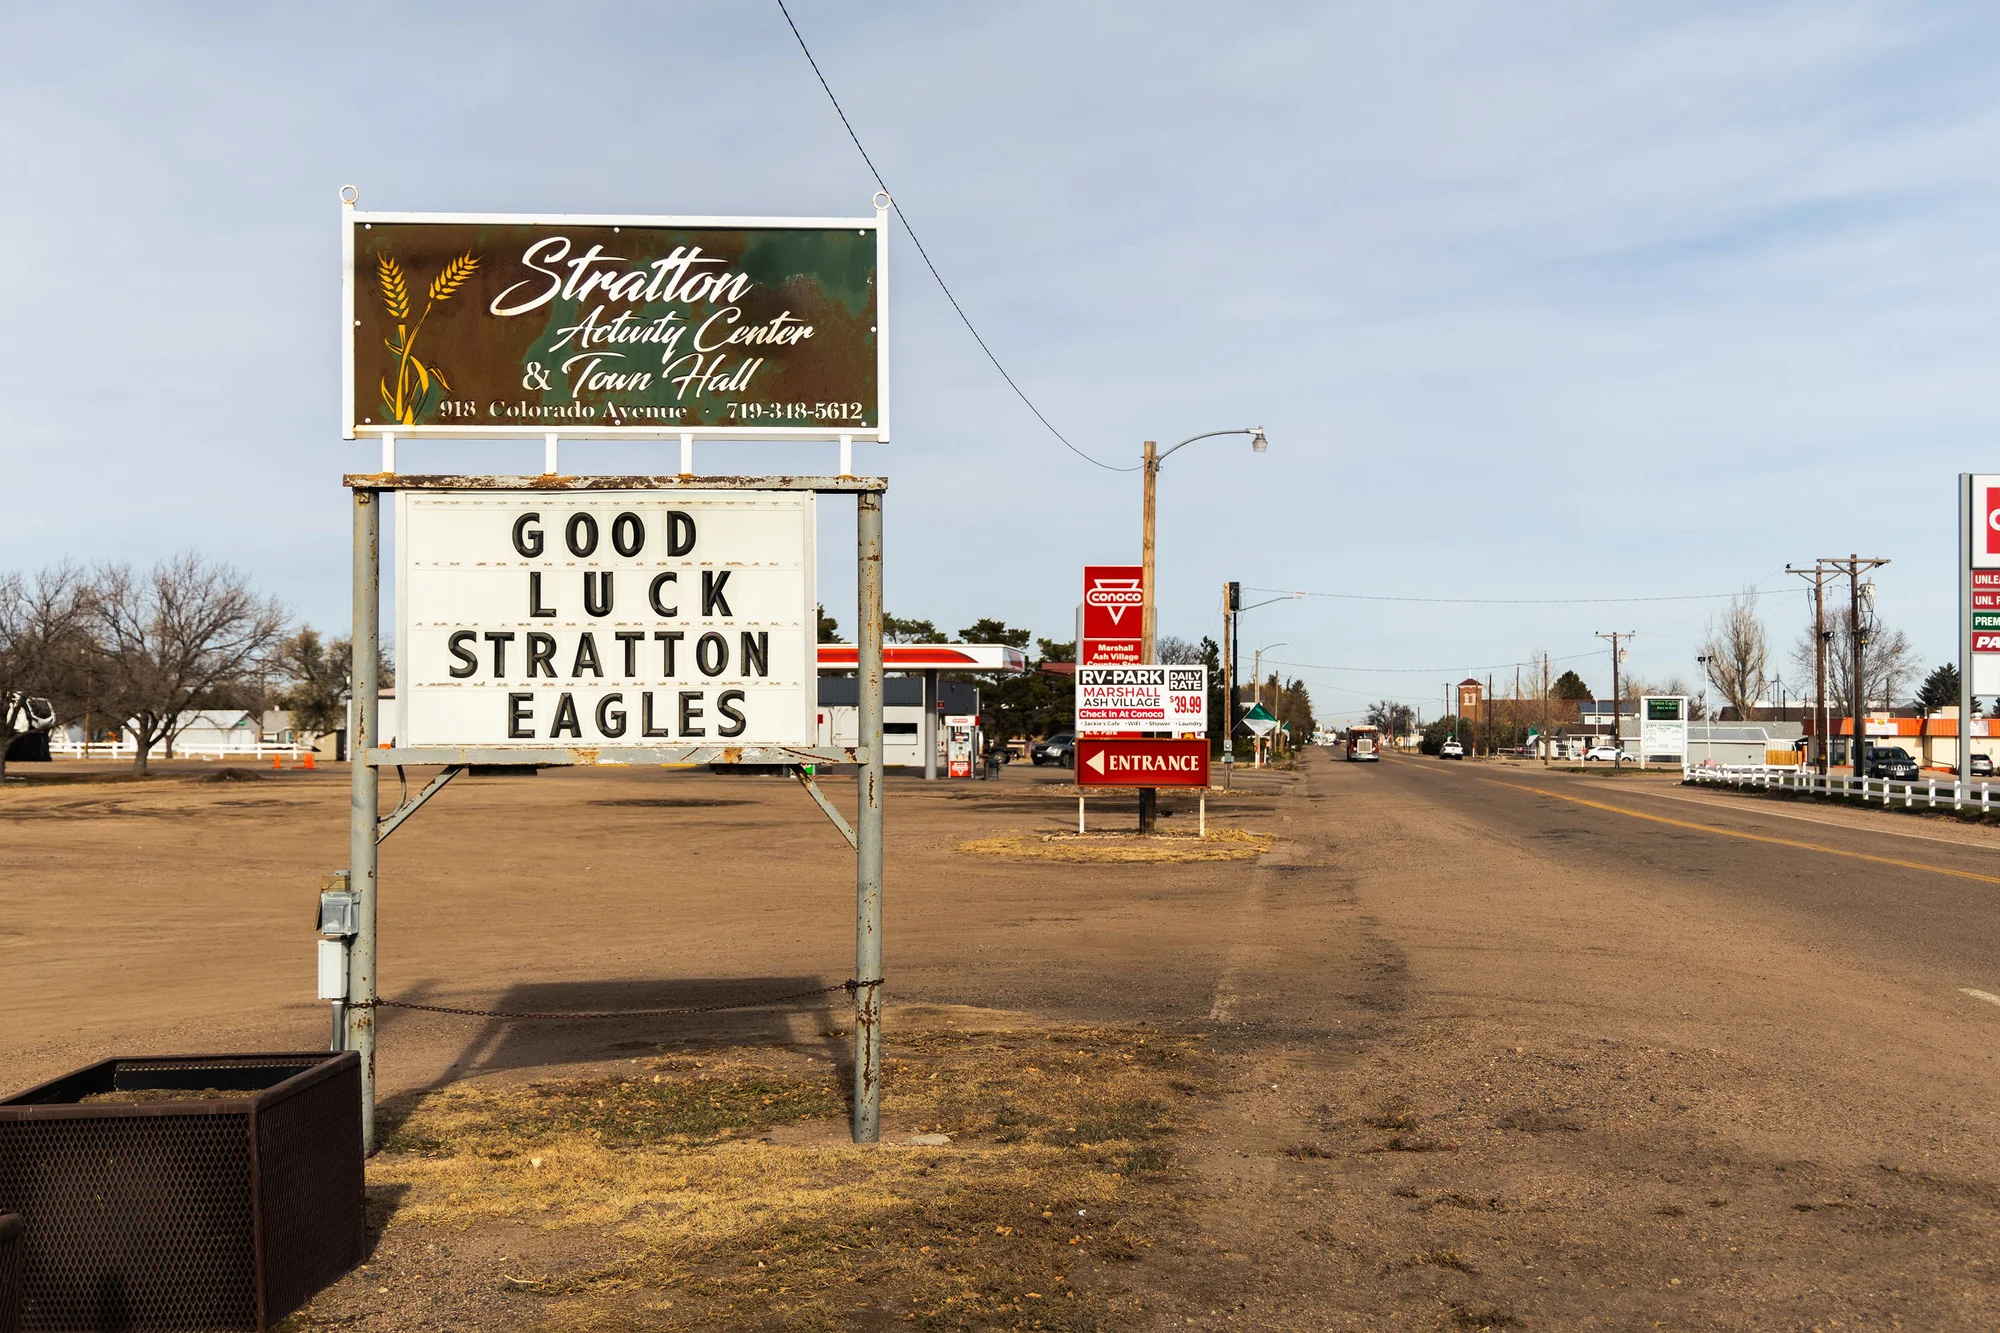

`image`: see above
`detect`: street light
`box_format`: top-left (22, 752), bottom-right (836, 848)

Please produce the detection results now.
top-left (1139, 427), bottom-right (1266, 827)
top-left (1142, 428), bottom-right (1267, 655)
top-left (1251, 641), bottom-right (1288, 767)
top-left (1695, 653), bottom-right (1713, 767)
top-left (1223, 590), bottom-right (1301, 786)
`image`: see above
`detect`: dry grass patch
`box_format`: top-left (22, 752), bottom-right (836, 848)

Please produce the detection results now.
top-left (957, 829), bottom-right (1272, 864)
top-left (359, 1026), bottom-right (1214, 1331)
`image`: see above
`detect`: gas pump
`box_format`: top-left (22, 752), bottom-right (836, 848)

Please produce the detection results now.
top-left (946, 714), bottom-right (976, 778)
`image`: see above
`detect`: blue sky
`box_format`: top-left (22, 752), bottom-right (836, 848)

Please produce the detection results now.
top-left (4, 1), bottom-right (1997, 723)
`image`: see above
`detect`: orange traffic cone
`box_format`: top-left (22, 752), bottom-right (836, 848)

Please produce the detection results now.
top-left (303, 752), bottom-right (316, 771)
top-left (272, 755), bottom-right (282, 771)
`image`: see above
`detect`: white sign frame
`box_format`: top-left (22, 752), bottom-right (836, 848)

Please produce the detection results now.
top-left (1639, 694), bottom-right (1689, 767)
top-left (341, 200), bottom-right (890, 443)
top-left (396, 489), bottom-right (816, 750)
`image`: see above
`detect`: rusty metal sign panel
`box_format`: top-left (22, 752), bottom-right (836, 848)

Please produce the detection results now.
top-left (395, 490), bottom-right (816, 748)
top-left (343, 205), bottom-right (887, 440)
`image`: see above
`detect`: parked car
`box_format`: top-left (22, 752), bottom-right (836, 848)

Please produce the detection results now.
top-left (1030, 733), bottom-right (1076, 767)
top-left (1582, 744), bottom-right (1630, 763)
top-left (1864, 745), bottom-right (1919, 781)
top-left (1438, 739), bottom-right (1465, 760)
top-left (1971, 752), bottom-right (1995, 778)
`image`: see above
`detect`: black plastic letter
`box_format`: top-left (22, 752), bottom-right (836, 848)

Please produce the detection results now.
top-left (447, 630), bottom-right (478, 678)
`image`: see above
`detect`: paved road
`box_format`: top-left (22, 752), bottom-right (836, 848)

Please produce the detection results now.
top-left (1169, 751), bottom-right (2000, 1329)
top-left (1407, 756), bottom-right (2000, 995)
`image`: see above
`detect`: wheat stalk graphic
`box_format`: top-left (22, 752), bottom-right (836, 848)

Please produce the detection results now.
top-left (378, 251), bottom-right (479, 424)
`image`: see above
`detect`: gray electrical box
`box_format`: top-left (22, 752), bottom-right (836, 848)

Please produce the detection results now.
top-left (318, 887), bottom-right (358, 938)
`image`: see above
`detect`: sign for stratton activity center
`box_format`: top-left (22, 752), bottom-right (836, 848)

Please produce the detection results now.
top-left (344, 210), bottom-right (886, 437)
top-left (396, 491), bottom-right (815, 748)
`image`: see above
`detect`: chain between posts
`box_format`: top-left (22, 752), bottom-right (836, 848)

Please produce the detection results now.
top-left (363, 978), bottom-right (884, 1022)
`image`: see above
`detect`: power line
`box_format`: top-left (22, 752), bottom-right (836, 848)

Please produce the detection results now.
top-left (1245, 585), bottom-right (1771, 606)
top-left (1260, 648), bottom-right (1603, 676)
top-left (774, 0), bottom-right (1137, 474)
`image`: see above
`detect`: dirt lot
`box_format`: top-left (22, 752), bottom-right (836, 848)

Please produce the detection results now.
top-left (8, 752), bottom-right (2000, 1330)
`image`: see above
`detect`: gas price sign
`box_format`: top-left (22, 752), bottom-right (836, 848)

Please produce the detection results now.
top-left (396, 490), bottom-right (815, 748)
top-left (1075, 665), bottom-right (1208, 736)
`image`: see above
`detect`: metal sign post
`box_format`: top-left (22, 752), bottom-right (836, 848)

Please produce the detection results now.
top-left (853, 491), bottom-right (884, 1143)
top-left (346, 491), bottom-right (380, 1139)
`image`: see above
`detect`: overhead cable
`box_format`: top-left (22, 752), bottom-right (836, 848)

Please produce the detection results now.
top-left (1245, 586), bottom-right (1770, 606)
top-left (774, 0), bottom-right (1138, 473)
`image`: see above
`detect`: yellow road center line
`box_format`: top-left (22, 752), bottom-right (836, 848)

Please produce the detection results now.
top-left (1485, 779), bottom-right (2000, 887)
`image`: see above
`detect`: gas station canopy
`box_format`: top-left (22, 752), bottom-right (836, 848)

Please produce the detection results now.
top-left (817, 644), bottom-right (1030, 672)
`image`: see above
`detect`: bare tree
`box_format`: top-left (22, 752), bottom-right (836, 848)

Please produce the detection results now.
top-left (1700, 588), bottom-right (1768, 718)
top-left (1364, 700), bottom-right (1415, 737)
top-left (274, 628), bottom-right (350, 751)
top-left (91, 554), bottom-right (288, 774)
top-left (1791, 607), bottom-right (1916, 719)
top-left (0, 564), bottom-right (92, 778)
top-left (1156, 635), bottom-right (1205, 665)
top-left (1623, 675), bottom-right (1705, 719)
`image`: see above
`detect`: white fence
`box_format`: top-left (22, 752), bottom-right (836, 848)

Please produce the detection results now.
top-left (48, 739), bottom-right (311, 762)
top-left (1685, 764), bottom-right (1998, 814)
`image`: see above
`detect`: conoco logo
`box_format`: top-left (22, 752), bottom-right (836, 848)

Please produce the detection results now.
top-left (1086, 578), bottom-right (1144, 625)
top-left (1987, 487), bottom-right (2000, 554)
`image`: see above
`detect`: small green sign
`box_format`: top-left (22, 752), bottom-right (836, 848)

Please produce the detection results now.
top-left (1975, 611), bottom-right (2000, 631)
top-left (1646, 697), bottom-right (1683, 721)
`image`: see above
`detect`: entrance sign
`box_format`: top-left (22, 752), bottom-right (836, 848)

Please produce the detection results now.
top-left (1639, 695), bottom-right (1688, 766)
top-left (1081, 565), bottom-right (1145, 665)
top-left (343, 209), bottom-right (887, 439)
top-left (1077, 738), bottom-right (1210, 787)
top-left (396, 491), bottom-right (814, 748)
top-left (1076, 665), bottom-right (1207, 735)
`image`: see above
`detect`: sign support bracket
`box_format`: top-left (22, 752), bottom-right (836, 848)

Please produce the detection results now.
top-left (795, 766), bottom-right (858, 850)
top-left (375, 764), bottom-right (463, 845)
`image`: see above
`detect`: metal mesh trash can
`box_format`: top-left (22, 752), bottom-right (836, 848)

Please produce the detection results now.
top-left (0, 1053), bottom-right (364, 1332)
top-left (0, 1213), bottom-right (25, 1333)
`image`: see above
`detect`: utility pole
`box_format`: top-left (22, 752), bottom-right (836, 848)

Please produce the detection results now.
top-left (1541, 652), bottom-right (1553, 767)
top-left (1596, 632), bottom-right (1633, 768)
top-left (1788, 563), bottom-right (1830, 773)
top-left (1138, 440), bottom-right (1158, 833)
top-left (1225, 581), bottom-right (1239, 791)
top-left (1137, 430), bottom-right (1265, 825)
top-left (1252, 644), bottom-right (1266, 767)
top-left (1820, 553), bottom-right (1891, 779)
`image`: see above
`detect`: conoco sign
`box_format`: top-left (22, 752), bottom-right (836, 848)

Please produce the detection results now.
top-left (342, 202), bottom-right (888, 440)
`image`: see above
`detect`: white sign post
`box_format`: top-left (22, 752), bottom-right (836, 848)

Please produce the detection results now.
top-left (397, 490), bottom-right (814, 751)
